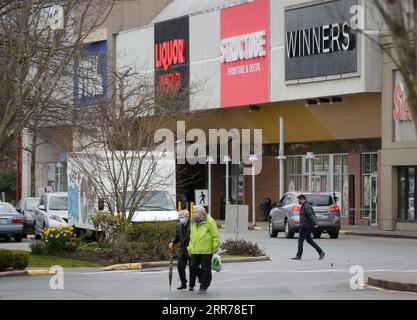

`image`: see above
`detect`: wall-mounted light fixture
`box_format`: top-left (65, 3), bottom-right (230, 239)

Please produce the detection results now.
top-left (306, 96), bottom-right (343, 107)
top-left (248, 105), bottom-right (260, 112)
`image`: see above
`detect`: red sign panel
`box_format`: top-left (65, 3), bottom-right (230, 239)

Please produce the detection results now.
top-left (220, 0), bottom-right (269, 108)
top-left (393, 83), bottom-right (414, 122)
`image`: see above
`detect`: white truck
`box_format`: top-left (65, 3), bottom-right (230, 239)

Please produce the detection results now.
top-left (67, 151), bottom-right (178, 231)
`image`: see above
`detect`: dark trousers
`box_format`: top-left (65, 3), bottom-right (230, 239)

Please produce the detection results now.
top-left (177, 251), bottom-right (191, 286)
top-left (297, 228), bottom-right (323, 257)
top-left (190, 254), bottom-right (212, 290)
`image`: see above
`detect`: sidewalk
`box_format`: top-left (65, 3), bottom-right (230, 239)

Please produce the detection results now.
top-left (367, 273), bottom-right (417, 293)
top-left (216, 220), bottom-right (268, 231)
top-left (216, 220), bottom-right (417, 240)
top-left (340, 225), bottom-right (417, 240)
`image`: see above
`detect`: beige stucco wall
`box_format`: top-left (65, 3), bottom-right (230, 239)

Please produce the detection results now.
top-left (379, 36), bottom-right (417, 231)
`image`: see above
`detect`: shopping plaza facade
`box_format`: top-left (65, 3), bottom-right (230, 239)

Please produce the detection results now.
top-left (21, 0), bottom-right (417, 231)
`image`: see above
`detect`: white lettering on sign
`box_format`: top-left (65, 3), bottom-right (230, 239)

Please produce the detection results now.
top-left (220, 31), bottom-right (267, 64)
top-left (227, 63), bottom-right (261, 76)
top-left (286, 22), bottom-right (354, 58)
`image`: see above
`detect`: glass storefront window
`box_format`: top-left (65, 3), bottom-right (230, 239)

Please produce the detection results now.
top-left (409, 168), bottom-right (415, 220)
top-left (362, 153), bottom-right (378, 221)
top-left (397, 167), bottom-right (416, 221)
top-left (286, 154), bottom-right (348, 215)
top-left (398, 168), bottom-right (406, 220)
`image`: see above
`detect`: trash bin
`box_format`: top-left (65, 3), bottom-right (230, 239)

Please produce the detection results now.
top-left (259, 198), bottom-right (272, 221)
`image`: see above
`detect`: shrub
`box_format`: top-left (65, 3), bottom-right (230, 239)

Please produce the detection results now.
top-left (30, 241), bottom-right (47, 255)
top-left (12, 251), bottom-right (29, 270)
top-left (64, 240), bottom-right (79, 253)
top-left (0, 249), bottom-right (29, 271)
top-left (129, 221), bottom-right (176, 243)
top-left (106, 238), bottom-right (171, 263)
top-left (220, 239), bottom-right (265, 257)
top-left (40, 225), bottom-right (77, 254)
top-left (90, 212), bottom-right (129, 246)
top-left (0, 249), bottom-right (15, 271)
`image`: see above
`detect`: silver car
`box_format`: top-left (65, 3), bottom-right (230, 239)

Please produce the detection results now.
top-left (0, 202), bottom-right (24, 242)
top-left (34, 192), bottom-right (69, 239)
top-left (16, 197), bottom-right (40, 236)
top-left (268, 192), bottom-right (341, 239)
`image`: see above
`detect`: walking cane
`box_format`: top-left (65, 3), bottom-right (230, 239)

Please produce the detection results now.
top-left (168, 246), bottom-right (174, 292)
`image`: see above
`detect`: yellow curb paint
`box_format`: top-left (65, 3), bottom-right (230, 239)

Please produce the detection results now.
top-left (27, 270), bottom-right (55, 276)
top-left (102, 263), bottom-right (142, 271)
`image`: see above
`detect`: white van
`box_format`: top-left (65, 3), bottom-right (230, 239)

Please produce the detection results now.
top-left (67, 151), bottom-right (178, 231)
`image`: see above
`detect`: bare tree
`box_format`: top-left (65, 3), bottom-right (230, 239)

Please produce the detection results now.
top-left (68, 68), bottom-right (207, 224)
top-left (373, 0), bottom-right (417, 129)
top-left (0, 0), bottom-right (115, 155)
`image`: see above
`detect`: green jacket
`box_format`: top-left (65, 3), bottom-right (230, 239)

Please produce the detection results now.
top-left (187, 215), bottom-right (220, 254)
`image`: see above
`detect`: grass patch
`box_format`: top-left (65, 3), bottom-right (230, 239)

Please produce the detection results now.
top-left (28, 254), bottom-right (105, 268)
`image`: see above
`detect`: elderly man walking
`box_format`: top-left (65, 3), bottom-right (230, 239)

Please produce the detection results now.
top-left (169, 210), bottom-right (196, 290)
top-left (187, 205), bottom-right (220, 294)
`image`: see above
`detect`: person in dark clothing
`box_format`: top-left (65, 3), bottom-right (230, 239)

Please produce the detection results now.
top-left (169, 210), bottom-right (199, 290)
top-left (292, 194), bottom-right (326, 260)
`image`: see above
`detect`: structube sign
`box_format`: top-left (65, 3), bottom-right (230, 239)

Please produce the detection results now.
top-left (220, 0), bottom-right (269, 108)
top-left (155, 16), bottom-right (189, 109)
top-left (393, 71), bottom-right (416, 142)
top-left (285, 0), bottom-right (357, 80)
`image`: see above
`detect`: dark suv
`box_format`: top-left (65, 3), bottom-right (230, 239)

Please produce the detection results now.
top-left (268, 192), bottom-right (341, 239)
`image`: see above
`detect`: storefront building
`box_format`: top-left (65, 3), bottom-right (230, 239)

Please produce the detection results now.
top-left (379, 34), bottom-right (417, 231)
top-left (20, 0), bottom-right (173, 198)
top-left (116, 0), bottom-right (384, 226)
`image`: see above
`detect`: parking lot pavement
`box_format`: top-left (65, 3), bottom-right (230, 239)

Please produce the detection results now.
top-left (1, 230), bottom-right (417, 299)
top-left (0, 238), bottom-right (32, 252)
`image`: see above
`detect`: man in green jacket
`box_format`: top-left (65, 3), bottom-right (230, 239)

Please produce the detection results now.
top-left (187, 205), bottom-right (220, 294)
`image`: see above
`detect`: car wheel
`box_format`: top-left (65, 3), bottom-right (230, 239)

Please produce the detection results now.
top-left (329, 231), bottom-right (339, 239)
top-left (268, 219), bottom-right (278, 238)
top-left (14, 235), bottom-right (22, 242)
top-left (284, 219), bottom-right (295, 239)
top-left (313, 232), bottom-right (322, 239)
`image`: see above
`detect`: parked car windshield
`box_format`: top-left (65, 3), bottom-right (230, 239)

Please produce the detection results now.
top-left (115, 191), bottom-right (176, 211)
top-left (25, 199), bottom-right (39, 211)
top-left (49, 197), bottom-right (68, 210)
top-left (306, 195), bottom-right (334, 207)
top-left (0, 203), bottom-right (17, 214)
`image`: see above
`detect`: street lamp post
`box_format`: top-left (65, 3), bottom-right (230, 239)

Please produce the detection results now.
top-left (277, 117), bottom-right (287, 200)
top-left (207, 156), bottom-right (214, 215)
top-left (56, 162), bottom-right (63, 192)
top-left (223, 156), bottom-right (231, 205)
top-left (306, 152), bottom-right (315, 192)
top-left (249, 154), bottom-right (258, 226)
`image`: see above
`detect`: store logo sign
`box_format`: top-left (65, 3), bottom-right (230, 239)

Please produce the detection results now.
top-left (220, 31), bottom-right (267, 63)
top-left (155, 39), bottom-right (186, 71)
top-left (393, 83), bottom-right (414, 122)
top-left (286, 22), bottom-right (355, 58)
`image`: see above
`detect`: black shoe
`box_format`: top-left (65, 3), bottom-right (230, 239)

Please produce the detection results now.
top-left (319, 252), bottom-right (326, 260)
top-left (177, 285), bottom-right (187, 290)
top-left (198, 288), bottom-right (207, 294)
top-left (189, 287), bottom-right (194, 292)
top-left (291, 256), bottom-right (301, 260)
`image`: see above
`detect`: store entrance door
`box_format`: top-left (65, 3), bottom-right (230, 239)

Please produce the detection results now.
top-left (311, 172), bottom-right (329, 192)
top-left (370, 174), bottom-right (378, 225)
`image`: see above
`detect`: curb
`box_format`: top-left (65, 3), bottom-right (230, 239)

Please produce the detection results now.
top-left (0, 269), bottom-right (54, 278)
top-left (340, 231), bottom-right (417, 240)
top-left (0, 270), bottom-right (29, 278)
top-left (217, 224), bottom-right (268, 232)
top-left (368, 277), bottom-right (417, 293)
top-left (140, 255), bottom-right (271, 269)
top-left (102, 263), bottom-right (143, 271)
